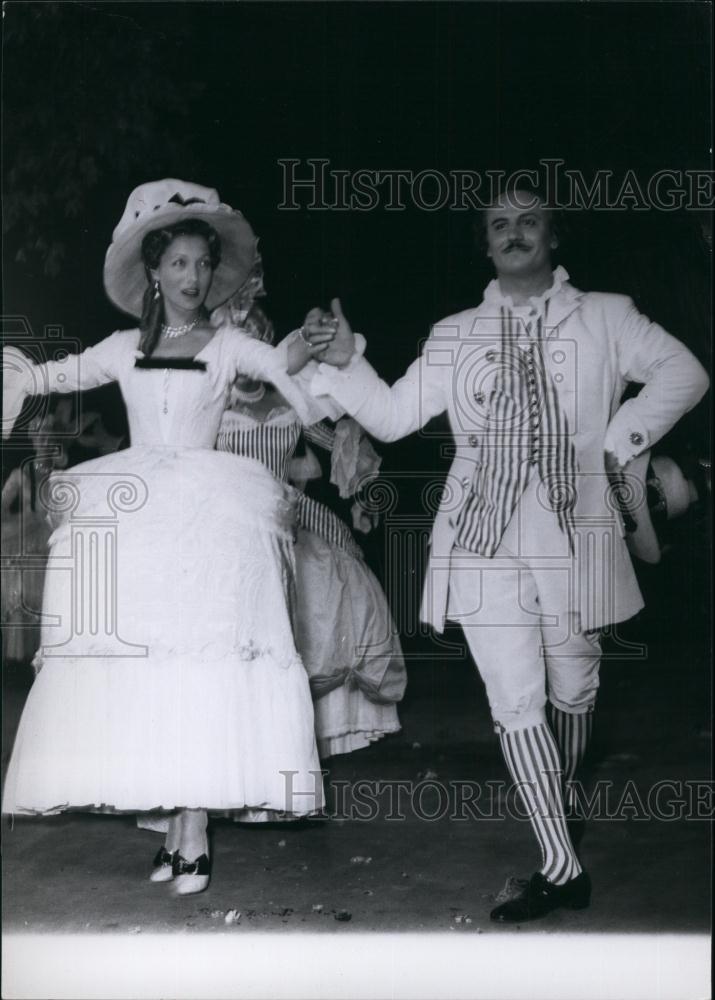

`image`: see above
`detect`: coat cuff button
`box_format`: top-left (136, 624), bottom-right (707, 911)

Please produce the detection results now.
top-left (629, 431), bottom-right (644, 446)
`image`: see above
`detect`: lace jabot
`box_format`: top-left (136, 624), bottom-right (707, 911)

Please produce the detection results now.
top-left (483, 265), bottom-right (572, 313)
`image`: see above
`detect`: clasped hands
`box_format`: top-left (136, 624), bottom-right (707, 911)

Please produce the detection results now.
top-left (295, 297), bottom-right (356, 369)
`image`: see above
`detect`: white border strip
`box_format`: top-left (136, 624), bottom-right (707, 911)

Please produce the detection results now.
top-left (2, 932), bottom-right (711, 1000)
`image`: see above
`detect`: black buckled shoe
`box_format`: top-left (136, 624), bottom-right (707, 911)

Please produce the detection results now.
top-left (490, 870), bottom-right (591, 923)
top-left (170, 852), bottom-right (211, 896)
top-left (149, 847), bottom-right (176, 883)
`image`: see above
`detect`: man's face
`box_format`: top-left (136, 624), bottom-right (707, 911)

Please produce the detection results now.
top-left (484, 191), bottom-right (556, 278)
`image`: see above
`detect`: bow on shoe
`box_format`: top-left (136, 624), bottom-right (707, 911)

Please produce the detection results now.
top-left (172, 853), bottom-right (210, 877)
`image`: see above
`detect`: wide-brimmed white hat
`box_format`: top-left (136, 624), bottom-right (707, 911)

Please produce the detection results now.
top-left (618, 451), bottom-right (699, 564)
top-left (103, 179), bottom-right (257, 318)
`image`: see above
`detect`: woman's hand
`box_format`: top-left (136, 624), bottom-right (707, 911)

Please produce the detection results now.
top-left (286, 311), bottom-right (337, 374)
top-left (301, 298), bottom-right (356, 368)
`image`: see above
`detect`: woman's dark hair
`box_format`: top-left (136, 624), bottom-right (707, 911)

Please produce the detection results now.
top-left (138, 219), bottom-right (222, 356)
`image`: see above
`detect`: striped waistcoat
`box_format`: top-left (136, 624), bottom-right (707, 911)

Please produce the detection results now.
top-left (454, 305), bottom-right (578, 557)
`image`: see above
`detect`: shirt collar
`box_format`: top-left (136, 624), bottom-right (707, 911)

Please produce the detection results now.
top-left (483, 265), bottom-right (572, 311)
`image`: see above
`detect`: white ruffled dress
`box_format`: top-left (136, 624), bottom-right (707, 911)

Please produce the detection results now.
top-left (2, 327), bottom-right (324, 818)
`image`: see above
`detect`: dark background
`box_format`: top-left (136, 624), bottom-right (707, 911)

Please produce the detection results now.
top-left (3, 2), bottom-right (711, 351)
top-left (3, 0), bottom-right (712, 659)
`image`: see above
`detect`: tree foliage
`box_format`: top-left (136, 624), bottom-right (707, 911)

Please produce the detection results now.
top-left (3, 2), bottom-right (206, 275)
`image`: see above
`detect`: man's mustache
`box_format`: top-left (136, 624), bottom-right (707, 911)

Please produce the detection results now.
top-left (503, 240), bottom-right (531, 253)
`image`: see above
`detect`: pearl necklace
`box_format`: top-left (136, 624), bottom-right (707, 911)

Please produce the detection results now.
top-left (161, 318), bottom-right (199, 338)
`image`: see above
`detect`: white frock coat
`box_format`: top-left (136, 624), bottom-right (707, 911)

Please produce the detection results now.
top-left (307, 273), bottom-right (709, 633)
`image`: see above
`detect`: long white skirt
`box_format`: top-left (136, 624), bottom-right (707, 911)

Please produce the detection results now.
top-left (2, 447), bottom-right (323, 817)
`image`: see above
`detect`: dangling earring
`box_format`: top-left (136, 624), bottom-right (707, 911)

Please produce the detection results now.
top-left (153, 280), bottom-right (161, 300)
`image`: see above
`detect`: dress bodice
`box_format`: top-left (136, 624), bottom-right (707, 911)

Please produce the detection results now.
top-left (14, 326), bottom-right (322, 450)
top-left (216, 407), bottom-right (301, 481)
top-left (114, 331), bottom-right (261, 449)
top-left (120, 363), bottom-right (225, 449)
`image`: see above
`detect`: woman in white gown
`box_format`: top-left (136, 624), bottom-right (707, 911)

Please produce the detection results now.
top-left (1, 179), bottom-right (341, 895)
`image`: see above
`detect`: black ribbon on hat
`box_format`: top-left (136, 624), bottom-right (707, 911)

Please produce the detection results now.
top-left (167, 194), bottom-right (207, 207)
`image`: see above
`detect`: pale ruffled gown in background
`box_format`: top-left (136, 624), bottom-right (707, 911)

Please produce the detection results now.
top-left (216, 404), bottom-right (406, 758)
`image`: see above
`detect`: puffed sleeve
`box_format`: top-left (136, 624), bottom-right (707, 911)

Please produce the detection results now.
top-left (302, 417), bottom-right (382, 498)
top-left (3, 332), bottom-right (127, 439)
top-left (329, 417), bottom-right (382, 498)
top-left (604, 297), bottom-right (709, 465)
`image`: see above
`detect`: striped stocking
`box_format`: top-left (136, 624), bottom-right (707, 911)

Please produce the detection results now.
top-left (499, 723), bottom-right (581, 885)
top-left (547, 703), bottom-right (593, 815)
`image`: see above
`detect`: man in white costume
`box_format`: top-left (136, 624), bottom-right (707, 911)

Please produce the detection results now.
top-left (301, 186), bottom-right (709, 921)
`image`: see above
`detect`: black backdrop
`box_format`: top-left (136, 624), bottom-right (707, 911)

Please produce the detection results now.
top-left (3, 2), bottom-right (711, 350)
top-left (2, 1), bottom-right (712, 648)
